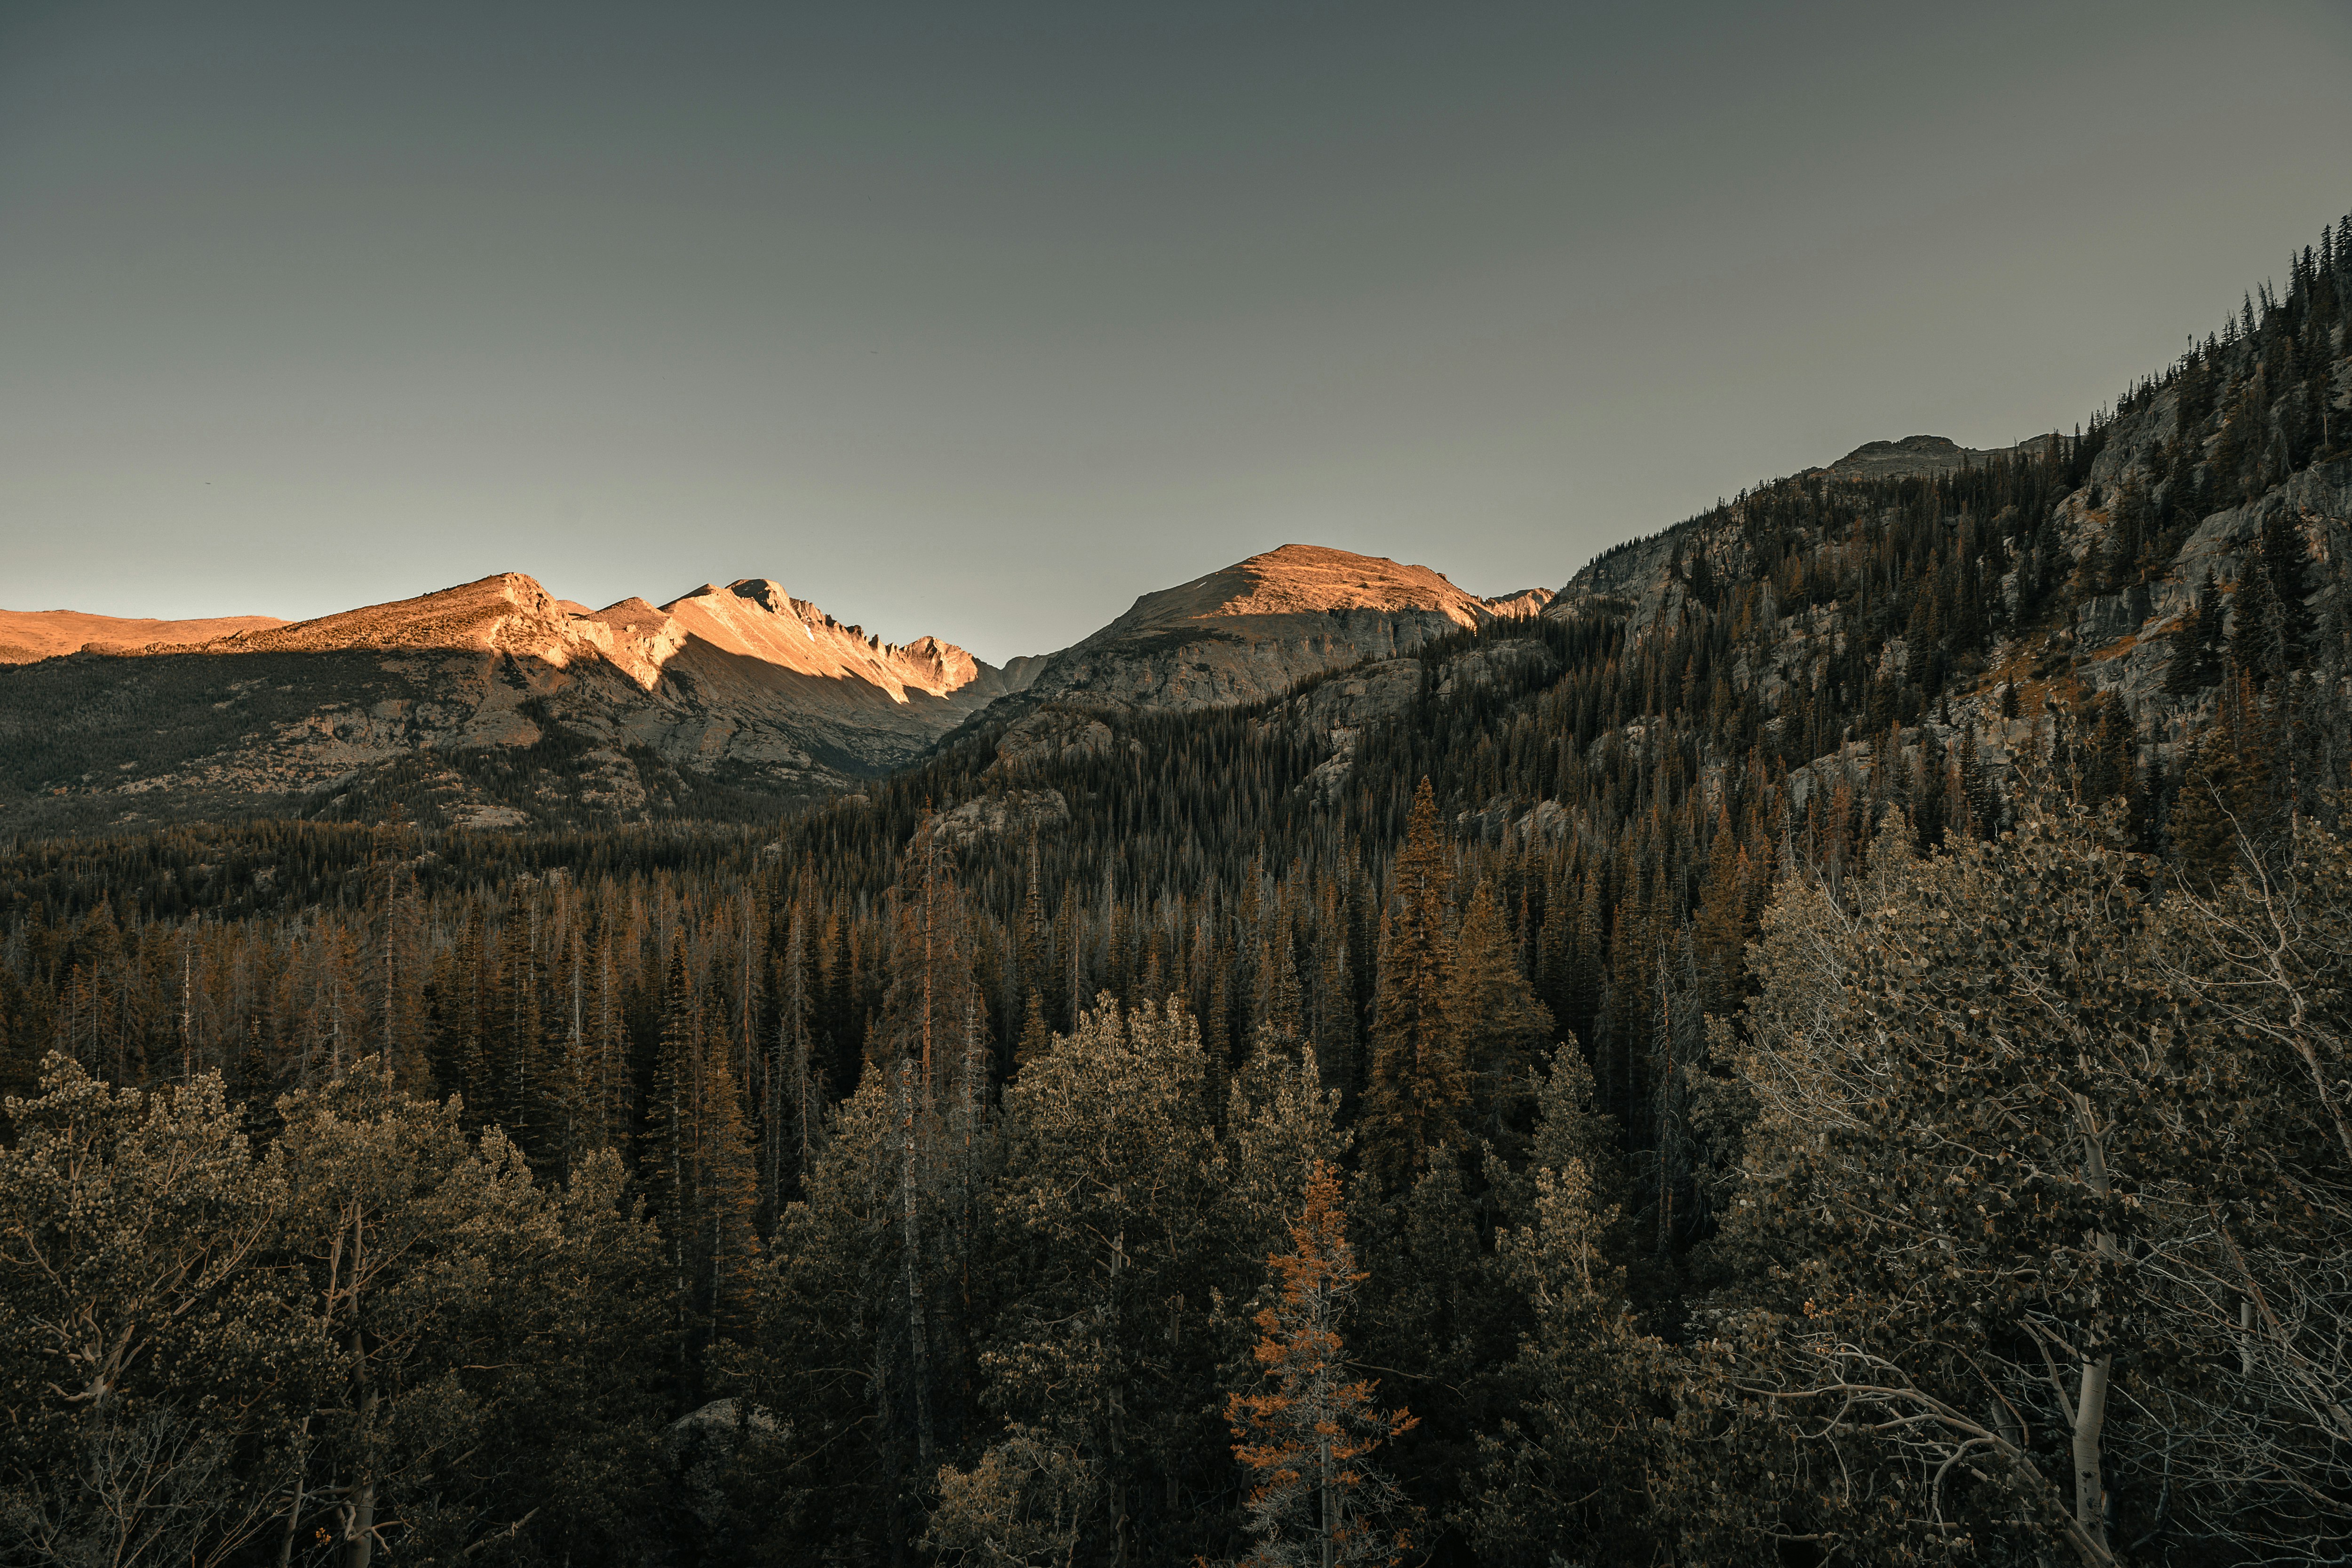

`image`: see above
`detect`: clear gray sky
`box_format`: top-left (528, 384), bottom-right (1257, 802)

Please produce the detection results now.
top-left (3, 2), bottom-right (2348, 664)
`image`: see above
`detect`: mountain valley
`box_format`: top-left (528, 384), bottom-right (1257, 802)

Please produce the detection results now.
top-left (4, 212), bottom-right (2352, 1568)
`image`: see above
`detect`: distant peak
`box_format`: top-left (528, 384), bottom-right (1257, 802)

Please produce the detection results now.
top-left (1097, 542), bottom-right (1496, 640)
top-left (1482, 587), bottom-right (1554, 618)
top-left (1812, 432), bottom-right (2056, 482)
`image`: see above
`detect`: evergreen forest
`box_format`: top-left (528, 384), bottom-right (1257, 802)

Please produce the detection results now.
top-left (5, 217), bottom-right (2352, 1568)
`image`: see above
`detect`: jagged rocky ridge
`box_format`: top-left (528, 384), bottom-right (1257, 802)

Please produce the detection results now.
top-left (0, 545), bottom-right (1561, 833)
top-left (0, 573), bottom-right (1040, 831)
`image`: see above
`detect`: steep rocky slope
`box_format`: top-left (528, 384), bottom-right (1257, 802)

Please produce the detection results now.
top-left (1533, 261), bottom-right (2352, 838)
top-left (0, 572), bottom-right (1033, 831)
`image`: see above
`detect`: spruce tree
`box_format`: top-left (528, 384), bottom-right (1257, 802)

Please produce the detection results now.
top-left (1014, 987), bottom-right (1052, 1070)
top-left (1446, 881), bottom-right (1550, 1149)
top-left (2258, 509), bottom-right (2312, 669)
top-left (1363, 780), bottom-right (1465, 1187)
top-left (2166, 573), bottom-right (2225, 694)
top-left (2233, 542), bottom-right (2287, 682)
top-left (694, 1008), bottom-right (764, 1342)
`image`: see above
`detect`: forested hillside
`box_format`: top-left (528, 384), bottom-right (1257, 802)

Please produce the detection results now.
top-left (3, 215), bottom-right (2351, 1567)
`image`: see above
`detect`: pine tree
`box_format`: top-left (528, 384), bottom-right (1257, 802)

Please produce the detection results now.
top-left (545, 920), bottom-right (601, 1183)
top-left (1314, 883), bottom-right (1359, 1103)
top-left (642, 940), bottom-right (703, 1355)
top-left (1692, 836), bottom-right (1749, 1019)
top-left (1362, 780), bottom-right (1465, 1187)
top-left (484, 888), bottom-right (548, 1158)
top-left (2232, 550), bottom-right (2288, 683)
top-left (2258, 508), bottom-right (2312, 669)
top-left (2166, 573), bottom-right (2225, 694)
top-left (1467, 1156), bottom-right (1677, 1564)
top-left (694, 1008), bottom-right (763, 1343)
top-left (1227, 1161), bottom-right (1417, 1568)
top-left (1014, 988), bottom-right (1052, 1070)
top-left (1446, 882), bottom-right (1550, 1150)
top-left (370, 855), bottom-right (429, 1091)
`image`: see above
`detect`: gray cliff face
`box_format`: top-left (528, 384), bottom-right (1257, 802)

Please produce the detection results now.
top-left (2058, 459), bottom-right (2352, 704)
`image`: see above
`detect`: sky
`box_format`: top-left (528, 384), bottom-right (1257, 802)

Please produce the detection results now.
top-left (2, 2), bottom-right (2349, 664)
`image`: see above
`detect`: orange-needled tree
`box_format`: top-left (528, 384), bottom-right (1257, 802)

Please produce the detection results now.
top-left (1227, 1160), bottom-right (1416, 1568)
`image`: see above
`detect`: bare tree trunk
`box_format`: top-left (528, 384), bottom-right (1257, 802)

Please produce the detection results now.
top-left (182, 944), bottom-right (195, 1083)
top-left (898, 1064), bottom-right (934, 1469)
top-left (2073, 1353), bottom-right (2112, 1550)
top-left (1319, 1431), bottom-right (1335, 1568)
top-left (275, 1418), bottom-right (311, 1568)
top-left (1654, 951), bottom-right (1675, 1259)
top-left (922, 838), bottom-right (937, 1114)
top-left (2071, 1091), bottom-right (2117, 1556)
top-left (382, 868), bottom-right (397, 1082)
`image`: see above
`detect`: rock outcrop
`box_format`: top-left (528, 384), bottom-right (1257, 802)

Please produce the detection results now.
top-left (1265, 638), bottom-right (1565, 804)
top-left (932, 788), bottom-right (1073, 849)
top-left (1807, 433), bottom-right (2063, 483)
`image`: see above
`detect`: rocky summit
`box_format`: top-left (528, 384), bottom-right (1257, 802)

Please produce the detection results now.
top-left (965, 543), bottom-right (1549, 723)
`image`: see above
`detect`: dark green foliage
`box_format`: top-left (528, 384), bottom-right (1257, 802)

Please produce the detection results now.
top-left (2168, 572), bottom-right (2227, 693)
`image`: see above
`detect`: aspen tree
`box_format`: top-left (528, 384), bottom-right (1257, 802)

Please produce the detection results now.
top-left (1727, 797), bottom-right (2211, 1564)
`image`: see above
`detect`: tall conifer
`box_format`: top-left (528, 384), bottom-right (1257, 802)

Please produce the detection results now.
top-left (1363, 780), bottom-right (1465, 1186)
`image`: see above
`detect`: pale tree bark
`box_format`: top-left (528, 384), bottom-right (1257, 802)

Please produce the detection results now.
top-left (1754, 1353), bottom-right (2122, 1568)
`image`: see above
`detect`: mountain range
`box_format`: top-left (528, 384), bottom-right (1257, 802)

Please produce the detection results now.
top-left (6, 372), bottom-right (2347, 838)
top-left (0, 543), bottom-right (1548, 832)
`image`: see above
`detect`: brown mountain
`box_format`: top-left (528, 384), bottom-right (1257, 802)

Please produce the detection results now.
top-left (0, 572), bottom-right (1034, 831)
top-left (0, 607), bottom-right (287, 663)
top-left (977, 543), bottom-right (1540, 720)
top-left (0, 545), bottom-right (1548, 830)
